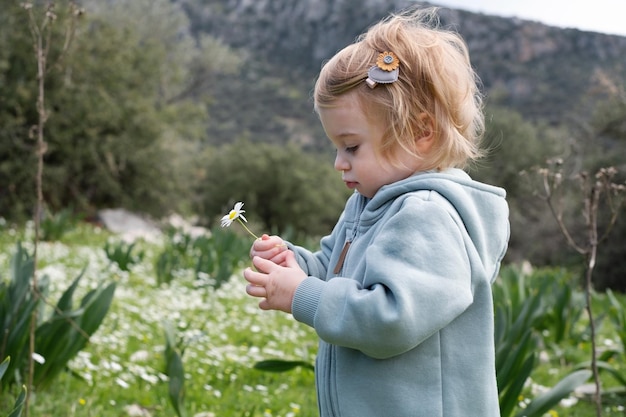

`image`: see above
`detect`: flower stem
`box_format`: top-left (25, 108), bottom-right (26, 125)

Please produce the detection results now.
top-left (237, 218), bottom-right (260, 240)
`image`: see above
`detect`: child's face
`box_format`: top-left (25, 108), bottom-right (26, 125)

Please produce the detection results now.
top-left (319, 91), bottom-right (425, 198)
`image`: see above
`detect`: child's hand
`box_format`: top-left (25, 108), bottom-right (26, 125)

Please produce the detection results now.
top-left (243, 251), bottom-right (307, 313)
top-left (250, 234), bottom-right (288, 266)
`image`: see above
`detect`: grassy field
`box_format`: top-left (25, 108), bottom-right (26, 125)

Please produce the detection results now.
top-left (0, 220), bottom-right (625, 416)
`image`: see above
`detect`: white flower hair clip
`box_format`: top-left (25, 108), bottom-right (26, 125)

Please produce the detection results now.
top-left (365, 51), bottom-right (400, 89)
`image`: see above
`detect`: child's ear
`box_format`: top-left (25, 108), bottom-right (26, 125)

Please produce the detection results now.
top-left (415, 113), bottom-right (435, 154)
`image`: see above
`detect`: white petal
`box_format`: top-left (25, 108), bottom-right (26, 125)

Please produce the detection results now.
top-left (32, 352), bottom-right (46, 364)
top-left (220, 216), bottom-right (233, 227)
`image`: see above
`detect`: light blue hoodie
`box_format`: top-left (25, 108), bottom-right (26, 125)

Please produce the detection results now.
top-left (289, 169), bottom-right (509, 417)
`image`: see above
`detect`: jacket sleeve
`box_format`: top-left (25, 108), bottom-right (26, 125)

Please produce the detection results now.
top-left (286, 210), bottom-right (345, 279)
top-left (292, 194), bottom-right (474, 359)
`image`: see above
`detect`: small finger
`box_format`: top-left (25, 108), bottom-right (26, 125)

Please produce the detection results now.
top-left (243, 267), bottom-right (266, 286)
top-left (252, 255), bottom-right (276, 273)
top-left (253, 237), bottom-right (277, 252)
top-left (270, 250), bottom-right (290, 266)
top-left (283, 249), bottom-right (299, 267)
top-left (246, 284), bottom-right (266, 298)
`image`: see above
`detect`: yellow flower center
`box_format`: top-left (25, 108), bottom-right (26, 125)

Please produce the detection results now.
top-left (229, 210), bottom-right (237, 220)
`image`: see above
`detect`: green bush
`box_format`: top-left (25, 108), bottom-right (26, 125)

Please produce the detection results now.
top-left (39, 208), bottom-right (80, 242)
top-left (0, 243), bottom-right (116, 390)
top-left (197, 140), bottom-right (350, 238)
top-left (104, 240), bottom-right (144, 271)
top-left (474, 106), bottom-right (566, 265)
top-left (155, 226), bottom-right (249, 288)
top-left (0, 243), bottom-right (42, 387)
top-left (193, 228), bottom-right (250, 289)
top-left (154, 226), bottom-right (197, 285)
top-left (595, 289), bottom-right (626, 394)
top-left (0, 0), bottom-right (235, 221)
top-left (607, 289), bottom-right (626, 355)
top-left (494, 266), bottom-right (592, 417)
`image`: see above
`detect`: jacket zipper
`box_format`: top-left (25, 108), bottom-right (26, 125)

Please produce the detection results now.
top-left (332, 196), bottom-right (366, 274)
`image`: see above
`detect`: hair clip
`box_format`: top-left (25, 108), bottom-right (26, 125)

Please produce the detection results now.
top-left (365, 51), bottom-right (400, 89)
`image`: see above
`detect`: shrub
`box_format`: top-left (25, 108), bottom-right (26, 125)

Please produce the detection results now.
top-left (104, 240), bottom-right (144, 271)
top-left (39, 208), bottom-right (80, 242)
top-left (494, 266), bottom-right (592, 417)
top-left (197, 140), bottom-right (350, 238)
top-left (0, 243), bottom-right (116, 390)
top-left (155, 226), bottom-right (249, 288)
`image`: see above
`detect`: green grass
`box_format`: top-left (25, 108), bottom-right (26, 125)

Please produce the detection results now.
top-left (1, 220), bottom-right (625, 416)
top-left (0, 222), bottom-right (318, 416)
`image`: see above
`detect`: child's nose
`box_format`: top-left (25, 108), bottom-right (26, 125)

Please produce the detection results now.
top-left (334, 154), bottom-right (349, 172)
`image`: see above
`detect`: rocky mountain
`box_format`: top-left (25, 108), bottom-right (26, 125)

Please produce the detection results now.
top-left (174, 0), bottom-right (626, 147)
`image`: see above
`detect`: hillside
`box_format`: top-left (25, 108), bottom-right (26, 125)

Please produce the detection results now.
top-left (173, 0), bottom-right (626, 148)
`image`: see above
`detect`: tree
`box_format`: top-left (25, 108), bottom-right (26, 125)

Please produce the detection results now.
top-left (0, 0), bottom-right (242, 220)
top-left (473, 105), bottom-right (565, 264)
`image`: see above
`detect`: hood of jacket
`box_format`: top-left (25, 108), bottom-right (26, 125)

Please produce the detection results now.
top-left (352, 168), bottom-right (509, 283)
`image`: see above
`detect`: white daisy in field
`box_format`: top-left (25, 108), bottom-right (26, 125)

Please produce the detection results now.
top-left (220, 201), bottom-right (259, 239)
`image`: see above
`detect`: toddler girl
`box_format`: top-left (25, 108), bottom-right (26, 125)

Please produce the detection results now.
top-left (244, 7), bottom-right (509, 417)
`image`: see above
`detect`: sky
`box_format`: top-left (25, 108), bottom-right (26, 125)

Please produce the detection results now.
top-left (432, 0), bottom-right (626, 37)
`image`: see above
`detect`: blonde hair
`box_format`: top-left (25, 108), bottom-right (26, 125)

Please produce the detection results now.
top-left (314, 7), bottom-right (484, 170)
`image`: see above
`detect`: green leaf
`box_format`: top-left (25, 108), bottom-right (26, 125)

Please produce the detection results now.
top-left (167, 352), bottom-right (186, 417)
top-left (78, 283), bottom-right (116, 336)
top-left (576, 360), bottom-right (626, 387)
top-left (497, 330), bottom-right (535, 393)
top-left (55, 269), bottom-right (85, 313)
top-left (515, 370), bottom-right (591, 417)
top-left (500, 354), bottom-right (535, 417)
top-left (7, 243), bottom-right (35, 318)
top-left (163, 321), bottom-right (186, 417)
top-left (0, 356), bottom-right (10, 380)
top-left (0, 244), bottom-right (43, 386)
top-left (33, 281), bottom-right (116, 389)
top-left (8, 384), bottom-right (27, 417)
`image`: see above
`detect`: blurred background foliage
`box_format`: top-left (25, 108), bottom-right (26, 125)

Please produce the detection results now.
top-left (196, 140), bottom-right (350, 238)
top-left (0, 0), bottom-right (625, 289)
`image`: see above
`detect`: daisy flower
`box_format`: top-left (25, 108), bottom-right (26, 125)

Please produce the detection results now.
top-left (221, 202), bottom-right (247, 227)
top-left (220, 202), bottom-right (259, 239)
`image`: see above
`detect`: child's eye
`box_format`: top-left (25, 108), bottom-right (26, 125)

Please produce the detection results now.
top-left (346, 145), bottom-right (359, 154)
